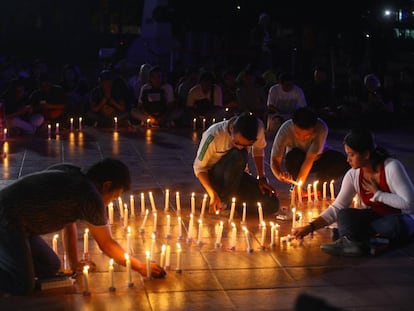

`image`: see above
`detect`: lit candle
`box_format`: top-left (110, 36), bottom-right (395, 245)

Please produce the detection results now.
top-left (160, 244), bottom-right (166, 268)
top-left (308, 211), bottom-right (313, 222)
top-left (215, 221), bottom-right (224, 248)
top-left (118, 197), bottom-right (124, 218)
top-left (149, 192), bottom-right (156, 212)
top-left (202, 118), bottom-right (206, 130)
top-left (269, 222), bottom-right (275, 247)
top-left (108, 258), bottom-right (115, 291)
top-left (83, 228), bottom-right (89, 258)
top-left (108, 202), bottom-right (114, 225)
top-left (125, 253), bottom-right (133, 286)
top-left (241, 202), bottom-right (247, 224)
top-left (145, 251), bottom-right (151, 280)
top-left (200, 194), bottom-right (207, 219)
top-left (126, 226), bottom-right (131, 254)
top-left (212, 118), bottom-right (216, 124)
top-left (313, 180), bottom-right (319, 202)
top-left (78, 117), bottom-right (82, 131)
top-left (146, 118), bottom-right (151, 128)
top-left (123, 204), bottom-right (128, 228)
top-left (83, 265), bottom-right (90, 295)
top-left (187, 214), bottom-right (194, 241)
top-left (260, 221), bottom-right (266, 249)
top-left (297, 211), bottom-right (303, 227)
top-left (70, 117), bottom-right (74, 131)
top-left (307, 184), bottom-right (312, 203)
top-left (165, 244), bottom-right (171, 270)
top-left (323, 181), bottom-right (327, 200)
top-left (229, 197), bottom-right (236, 223)
top-left (52, 234), bottom-right (58, 254)
top-left (114, 116), bottom-right (118, 131)
top-left (55, 123), bottom-right (60, 135)
top-left (257, 202), bottom-right (264, 225)
top-left (177, 216), bottom-right (183, 239)
top-left (191, 192), bottom-right (195, 215)
top-left (139, 209), bottom-right (149, 233)
top-left (152, 212), bottom-right (157, 233)
top-left (140, 192), bottom-right (145, 216)
top-left (165, 214), bottom-right (171, 238)
top-left (243, 227), bottom-right (253, 253)
top-left (197, 219), bottom-right (203, 245)
top-left (130, 195), bottom-right (135, 218)
top-left (291, 207), bottom-right (296, 230)
top-left (330, 180), bottom-right (335, 200)
top-left (164, 189), bottom-right (169, 212)
top-left (176, 243), bottom-right (182, 273)
top-left (353, 194), bottom-right (358, 207)
top-left (175, 191), bottom-right (181, 215)
top-left (47, 124), bottom-right (51, 137)
top-left (298, 180), bottom-right (303, 205)
top-left (229, 222), bottom-right (237, 250)
top-left (192, 118), bottom-right (197, 131)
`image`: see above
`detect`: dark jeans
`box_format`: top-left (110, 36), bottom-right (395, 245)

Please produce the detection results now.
top-left (208, 148), bottom-right (280, 215)
top-left (0, 225), bottom-right (60, 295)
top-left (337, 208), bottom-right (414, 244)
top-left (285, 148), bottom-right (349, 182)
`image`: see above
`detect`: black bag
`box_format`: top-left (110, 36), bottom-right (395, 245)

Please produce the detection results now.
top-left (141, 89), bottom-right (167, 117)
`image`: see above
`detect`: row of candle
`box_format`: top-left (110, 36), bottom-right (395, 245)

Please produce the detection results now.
top-left (290, 180), bottom-right (336, 207)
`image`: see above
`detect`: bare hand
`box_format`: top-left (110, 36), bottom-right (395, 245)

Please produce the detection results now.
top-left (258, 178), bottom-right (277, 197)
top-left (361, 177), bottom-right (378, 195)
top-left (150, 262), bottom-right (167, 278)
top-left (278, 172), bottom-right (293, 184)
top-left (293, 225), bottom-right (313, 239)
top-left (208, 193), bottom-right (222, 214)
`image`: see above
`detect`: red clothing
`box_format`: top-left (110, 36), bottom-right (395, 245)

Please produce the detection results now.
top-left (359, 163), bottom-right (401, 216)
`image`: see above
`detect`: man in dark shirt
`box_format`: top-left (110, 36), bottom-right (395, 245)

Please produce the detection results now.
top-left (0, 158), bottom-right (166, 295)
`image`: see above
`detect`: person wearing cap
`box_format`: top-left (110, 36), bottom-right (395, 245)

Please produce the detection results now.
top-left (294, 128), bottom-right (414, 256)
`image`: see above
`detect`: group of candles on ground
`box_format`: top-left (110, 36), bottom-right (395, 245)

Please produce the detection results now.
top-left (50, 180), bottom-right (351, 295)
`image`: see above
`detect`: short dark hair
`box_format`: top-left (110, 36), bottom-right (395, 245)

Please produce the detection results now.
top-left (85, 158), bottom-right (131, 192)
top-left (232, 113), bottom-right (259, 141)
top-left (292, 107), bottom-right (318, 129)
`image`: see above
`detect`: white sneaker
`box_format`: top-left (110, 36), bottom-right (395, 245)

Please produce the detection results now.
top-left (320, 236), bottom-right (365, 257)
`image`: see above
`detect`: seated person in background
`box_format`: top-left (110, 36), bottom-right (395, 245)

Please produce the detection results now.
top-left (1, 78), bottom-right (44, 135)
top-left (266, 72), bottom-right (307, 133)
top-left (193, 112), bottom-right (279, 216)
top-left (29, 73), bottom-right (68, 125)
top-left (271, 107), bottom-right (349, 188)
top-left (0, 158), bottom-right (166, 296)
top-left (87, 70), bottom-right (129, 128)
top-left (130, 66), bottom-right (180, 127)
top-left (294, 128), bottom-right (414, 256)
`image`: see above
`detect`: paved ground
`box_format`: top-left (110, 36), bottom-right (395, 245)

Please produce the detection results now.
top-left (0, 120), bottom-right (413, 311)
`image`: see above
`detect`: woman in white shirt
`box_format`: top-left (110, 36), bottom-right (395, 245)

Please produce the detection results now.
top-left (294, 127), bottom-right (414, 256)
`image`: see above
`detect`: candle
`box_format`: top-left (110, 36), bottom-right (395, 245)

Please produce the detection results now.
top-left (353, 194), bottom-right (358, 207)
top-left (146, 118), bottom-right (151, 128)
top-left (108, 258), bottom-right (115, 291)
top-left (130, 195), bottom-right (135, 218)
top-left (297, 212), bottom-right (303, 227)
top-left (78, 117), bottom-right (82, 131)
top-left (145, 251), bottom-right (151, 279)
top-left (176, 243), bottom-right (182, 273)
top-left (55, 123), bottom-right (60, 135)
top-left (229, 197), bottom-right (236, 223)
top-left (308, 211), bottom-right (313, 222)
top-left (290, 186), bottom-right (295, 207)
top-left (298, 180), bottom-right (303, 205)
top-left (160, 244), bottom-right (166, 268)
top-left (123, 204), bottom-right (128, 228)
top-left (165, 214), bottom-right (171, 238)
top-left (83, 228), bottom-right (89, 257)
top-left (202, 118), bottom-right (206, 130)
top-left (241, 202), bottom-right (247, 224)
top-left (175, 192), bottom-right (181, 215)
top-left (139, 209), bottom-right (149, 233)
top-left (126, 226), bottom-right (131, 254)
top-left (323, 181), bottom-right (327, 200)
top-left (307, 184), bottom-right (312, 203)
top-left (177, 216), bottom-right (183, 239)
top-left (52, 234), bottom-right (58, 254)
top-left (192, 118), bottom-right (197, 131)
top-left (229, 222), bottom-right (237, 250)
top-left (291, 207), bottom-right (296, 230)
top-left (197, 219), bottom-right (203, 245)
top-left (212, 118), bottom-right (216, 123)
top-left (187, 214), bottom-right (194, 241)
top-left (118, 197), bottom-right (124, 218)
top-left (165, 244), bottom-right (171, 270)
top-left (257, 202), bottom-right (264, 225)
top-left (70, 117), bottom-right (74, 131)
top-left (149, 192), bottom-right (156, 212)
top-left (108, 202), bottom-right (114, 225)
top-left (269, 222), bottom-right (275, 247)
top-left (215, 221), bottom-right (224, 248)
top-left (260, 221), bottom-right (266, 249)
top-left (152, 212), bottom-right (157, 233)
top-left (243, 227), bottom-right (253, 253)
top-left (330, 180), bottom-right (335, 200)
top-left (83, 265), bottom-right (90, 295)
top-left (114, 116), bottom-right (118, 131)
top-left (164, 189), bottom-right (169, 212)
top-left (125, 253), bottom-right (133, 286)
top-left (200, 194), bottom-right (207, 218)
top-left (191, 192), bottom-right (195, 215)
top-left (140, 192), bottom-right (145, 216)
top-left (47, 124), bottom-right (51, 137)
top-left (313, 180), bottom-right (319, 202)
